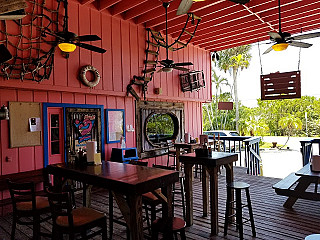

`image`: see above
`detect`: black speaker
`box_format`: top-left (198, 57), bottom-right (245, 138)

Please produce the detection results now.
top-left (0, 44), bottom-right (12, 64)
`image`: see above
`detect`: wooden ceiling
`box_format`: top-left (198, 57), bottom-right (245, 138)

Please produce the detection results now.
top-left (81, 0), bottom-right (320, 52)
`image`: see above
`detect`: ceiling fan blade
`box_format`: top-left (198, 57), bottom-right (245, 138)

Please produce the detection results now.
top-left (157, 68), bottom-right (164, 73)
top-left (289, 41), bottom-right (312, 48)
top-left (228, 0), bottom-right (250, 4)
top-left (176, 0), bottom-right (193, 15)
top-left (77, 35), bottom-right (101, 42)
top-left (291, 32), bottom-right (320, 41)
top-left (268, 32), bottom-right (282, 40)
top-left (75, 42), bottom-right (106, 53)
top-left (173, 66), bottom-right (189, 71)
top-left (263, 45), bottom-right (273, 55)
top-left (174, 62), bottom-right (193, 66)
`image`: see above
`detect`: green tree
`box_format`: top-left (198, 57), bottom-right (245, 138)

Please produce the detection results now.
top-left (278, 114), bottom-right (303, 147)
top-left (215, 45), bottom-right (252, 132)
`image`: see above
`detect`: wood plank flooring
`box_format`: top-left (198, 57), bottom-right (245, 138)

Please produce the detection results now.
top-left (0, 166), bottom-right (319, 239)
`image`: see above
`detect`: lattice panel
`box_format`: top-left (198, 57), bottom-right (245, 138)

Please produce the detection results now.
top-left (0, 0), bottom-right (61, 82)
top-left (260, 71), bottom-right (301, 100)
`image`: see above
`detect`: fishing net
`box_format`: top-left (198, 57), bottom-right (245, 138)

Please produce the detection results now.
top-left (0, 0), bottom-right (62, 82)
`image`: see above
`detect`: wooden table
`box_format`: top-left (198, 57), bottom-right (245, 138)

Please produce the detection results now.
top-left (46, 161), bottom-right (179, 240)
top-left (179, 152), bottom-right (238, 235)
top-left (282, 163), bottom-right (320, 208)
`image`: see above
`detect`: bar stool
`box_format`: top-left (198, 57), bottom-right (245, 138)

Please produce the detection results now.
top-left (305, 234), bottom-right (320, 240)
top-left (152, 165), bottom-right (186, 220)
top-left (224, 181), bottom-right (256, 240)
top-left (151, 217), bottom-right (186, 240)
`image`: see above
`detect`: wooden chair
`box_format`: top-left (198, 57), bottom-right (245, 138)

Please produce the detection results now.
top-left (151, 217), bottom-right (186, 240)
top-left (6, 179), bottom-right (51, 240)
top-left (46, 189), bottom-right (107, 240)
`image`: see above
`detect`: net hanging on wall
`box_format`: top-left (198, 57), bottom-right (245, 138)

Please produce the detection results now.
top-left (0, 0), bottom-right (61, 82)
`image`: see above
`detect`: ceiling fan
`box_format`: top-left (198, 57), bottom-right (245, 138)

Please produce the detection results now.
top-left (43, 0), bottom-right (106, 54)
top-left (158, 1), bottom-right (193, 73)
top-left (263, 0), bottom-right (320, 54)
top-left (177, 0), bottom-right (250, 15)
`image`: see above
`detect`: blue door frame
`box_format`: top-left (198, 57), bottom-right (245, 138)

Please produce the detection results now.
top-left (43, 103), bottom-right (105, 167)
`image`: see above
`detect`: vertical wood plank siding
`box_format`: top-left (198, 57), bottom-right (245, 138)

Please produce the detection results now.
top-left (0, 0), bottom-right (212, 203)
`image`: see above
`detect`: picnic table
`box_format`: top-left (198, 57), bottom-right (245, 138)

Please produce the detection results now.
top-left (273, 163), bottom-right (320, 208)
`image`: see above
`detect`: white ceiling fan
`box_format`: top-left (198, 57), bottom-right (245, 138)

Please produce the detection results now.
top-left (177, 0), bottom-right (250, 15)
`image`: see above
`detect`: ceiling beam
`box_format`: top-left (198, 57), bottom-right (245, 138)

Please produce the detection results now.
top-left (81, 0), bottom-right (95, 6)
top-left (242, 4), bottom-right (275, 31)
top-left (146, 0), bottom-right (224, 29)
top-left (190, 4), bottom-right (320, 45)
top-left (135, 6), bottom-right (164, 24)
top-left (98, 0), bottom-right (121, 12)
top-left (111, 0), bottom-right (148, 16)
top-left (204, 21), bottom-right (320, 51)
top-left (170, 0), bottom-right (317, 38)
top-left (124, 0), bottom-right (161, 20)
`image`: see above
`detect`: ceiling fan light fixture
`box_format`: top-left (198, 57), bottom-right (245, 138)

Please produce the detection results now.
top-left (272, 43), bottom-right (289, 51)
top-left (58, 42), bottom-right (76, 53)
top-left (162, 67), bottom-right (173, 72)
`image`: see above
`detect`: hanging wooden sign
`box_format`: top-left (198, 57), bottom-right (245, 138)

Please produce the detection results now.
top-left (218, 102), bottom-right (233, 110)
top-left (260, 71), bottom-right (301, 100)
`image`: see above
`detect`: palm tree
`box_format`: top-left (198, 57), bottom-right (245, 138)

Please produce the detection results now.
top-left (212, 70), bottom-right (229, 129)
top-left (215, 45), bottom-right (252, 132)
top-left (279, 115), bottom-right (303, 148)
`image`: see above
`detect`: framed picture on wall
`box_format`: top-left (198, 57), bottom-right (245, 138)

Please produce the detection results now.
top-left (106, 109), bottom-right (125, 143)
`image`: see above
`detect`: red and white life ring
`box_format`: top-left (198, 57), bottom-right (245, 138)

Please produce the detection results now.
top-left (79, 65), bottom-right (100, 88)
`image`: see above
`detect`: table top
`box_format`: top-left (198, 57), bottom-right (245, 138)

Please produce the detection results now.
top-left (179, 152), bottom-right (238, 166)
top-left (296, 163), bottom-right (320, 177)
top-left (46, 161), bottom-right (179, 195)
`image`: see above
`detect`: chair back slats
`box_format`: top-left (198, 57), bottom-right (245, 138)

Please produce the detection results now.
top-left (46, 189), bottom-right (74, 227)
top-left (6, 179), bottom-right (37, 211)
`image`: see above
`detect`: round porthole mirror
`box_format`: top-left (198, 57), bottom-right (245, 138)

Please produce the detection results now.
top-left (145, 112), bottom-right (179, 146)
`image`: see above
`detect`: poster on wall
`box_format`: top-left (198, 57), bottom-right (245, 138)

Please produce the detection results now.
top-left (65, 108), bottom-right (102, 162)
top-left (106, 109), bottom-right (125, 143)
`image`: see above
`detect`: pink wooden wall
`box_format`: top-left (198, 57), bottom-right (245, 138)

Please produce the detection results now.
top-left (0, 0), bottom-right (211, 202)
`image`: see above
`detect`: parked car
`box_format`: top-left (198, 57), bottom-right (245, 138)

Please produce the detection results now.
top-left (203, 130), bottom-right (240, 152)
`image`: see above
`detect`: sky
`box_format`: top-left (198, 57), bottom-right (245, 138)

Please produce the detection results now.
top-left (212, 31), bottom-right (320, 108)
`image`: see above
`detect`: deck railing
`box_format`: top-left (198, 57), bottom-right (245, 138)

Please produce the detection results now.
top-left (217, 136), bottom-right (262, 175)
top-left (300, 138), bottom-right (320, 166)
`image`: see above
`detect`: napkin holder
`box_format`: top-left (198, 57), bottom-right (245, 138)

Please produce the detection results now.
top-left (195, 148), bottom-right (209, 157)
top-left (311, 155), bottom-right (320, 172)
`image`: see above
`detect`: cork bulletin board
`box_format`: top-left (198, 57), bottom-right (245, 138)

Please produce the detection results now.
top-left (9, 102), bottom-right (42, 148)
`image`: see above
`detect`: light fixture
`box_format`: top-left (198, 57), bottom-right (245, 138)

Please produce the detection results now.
top-left (162, 67), bottom-right (173, 72)
top-left (58, 42), bottom-right (76, 53)
top-left (272, 43), bottom-right (289, 51)
top-left (193, 0), bottom-right (206, 2)
top-left (0, 105), bottom-right (9, 120)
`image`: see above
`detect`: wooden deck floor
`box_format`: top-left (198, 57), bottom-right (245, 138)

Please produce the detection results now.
top-left (0, 166), bottom-right (319, 239)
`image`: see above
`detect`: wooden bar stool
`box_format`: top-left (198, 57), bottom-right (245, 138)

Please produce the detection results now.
top-left (224, 182), bottom-right (256, 240)
top-left (151, 217), bottom-right (186, 240)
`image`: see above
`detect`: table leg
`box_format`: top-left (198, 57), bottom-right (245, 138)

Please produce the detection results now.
top-left (202, 166), bottom-right (209, 217)
top-left (127, 194), bottom-right (143, 240)
top-left (162, 184), bottom-right (174, 240)
top-left (184, 163), bottom-right (194, 226)
top-left (208, 167), bottom-right (219, 235)
top-left (176, 147), bottom-right (181, 171)
top-left (284, 177), bottom-right (313, 208)
top-left (82, 184), bottom-right (92, 207)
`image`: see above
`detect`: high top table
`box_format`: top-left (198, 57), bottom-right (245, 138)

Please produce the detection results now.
top-left (179, 152), bottom-right (238, 236)
top-left (46, 161), bottom-right (179, 240)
